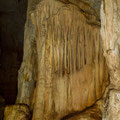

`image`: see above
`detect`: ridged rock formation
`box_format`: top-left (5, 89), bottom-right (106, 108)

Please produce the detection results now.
top-left (101, 0), bottom-right (120, 119)
top-left (16, 0), bottom-right (108, 119)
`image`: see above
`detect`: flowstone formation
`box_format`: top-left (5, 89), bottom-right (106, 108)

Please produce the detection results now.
top-left (15, 0), bottom-right (108, 119)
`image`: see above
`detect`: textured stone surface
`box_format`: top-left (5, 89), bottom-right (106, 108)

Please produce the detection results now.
top-left (16, 0), bottom-right (108, 119)
top-left (60, 0), bottom-right (101, 18)
top-left (63, 100), bottom-right (103, 120)
top-left (4, 104), bottom-right (31, 120)
top-left (101, 0), bottom-right (120, 119)
top-left (103, 90), bottom-right (120, 120)
top-left (70, 0), bottom-right (101, 16)
top-left (83, 0), bottom-right (101, 12)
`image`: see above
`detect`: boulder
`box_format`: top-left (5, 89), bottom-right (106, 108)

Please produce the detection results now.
top-left (4, 104), bottom-right (31, 120)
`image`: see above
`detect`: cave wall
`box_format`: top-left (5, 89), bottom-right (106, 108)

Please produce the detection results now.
top-left (0, 0), bottom-right (27, 104)
top-left (16, 0), bottom-right (108, 119)
top-left (69, 0), bottom-right (101, 16)
top-left (101, 0), bottom-right (120, 119)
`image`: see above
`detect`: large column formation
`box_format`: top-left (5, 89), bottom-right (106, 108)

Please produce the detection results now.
top-left (17, 0), bottom-right (108, 119)
top-left (101, 0), bottom-right (120, 119)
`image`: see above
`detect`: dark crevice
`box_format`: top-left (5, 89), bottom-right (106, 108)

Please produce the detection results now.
top-left (0, 0), bottom-right (28, 105)
top-left (61, 103), bottom-right (96, 120)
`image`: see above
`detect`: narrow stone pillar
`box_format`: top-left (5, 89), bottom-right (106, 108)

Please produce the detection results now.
top-left (101, 0), bottom-right (120, 119)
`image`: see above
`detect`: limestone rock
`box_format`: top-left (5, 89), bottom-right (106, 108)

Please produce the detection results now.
top-left (4, 104), bottom-right (31, 120)
top-left (101, 0), bottom-right (120, 119)
top-left (103, 90), bottom-right (120, 120)
top-left (16, 0), bottom-right (108, 119)
top-left (69, 0), bottom-right (101, 18)
top-left (64, 100), bottom-right (102, 120)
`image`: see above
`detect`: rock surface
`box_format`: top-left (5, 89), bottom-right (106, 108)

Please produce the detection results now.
top-left (103, 90), bottom-right (120, 120)
top-left (63, 100), bottom-right (103, 120)
top-left (101, 0), bottom-right (120, 119)
top-left (4, 104), bottom-right (31, 120)
top-left (69, 0), bottom-right (101, 17)
top-left (16, 0), bottom-right (108, 119)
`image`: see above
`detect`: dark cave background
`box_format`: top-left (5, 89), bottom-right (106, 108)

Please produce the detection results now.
top-left (0, 0), bottom-right (27, 104)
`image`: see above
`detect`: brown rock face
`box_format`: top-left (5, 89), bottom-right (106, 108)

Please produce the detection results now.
top-left (63, 100), bottom-right (103, 120)
top-left (101, 0), bottom-right (120, 119)
top-left (16, 0), bottom-right (108, 119)
top-left (4, 104), bottom-right (31, 120)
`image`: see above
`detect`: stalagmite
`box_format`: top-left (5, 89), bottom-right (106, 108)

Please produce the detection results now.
top-left (101, 0), bottom-right (120, 119)
top-left (16, 0), bottom-right (108, 119)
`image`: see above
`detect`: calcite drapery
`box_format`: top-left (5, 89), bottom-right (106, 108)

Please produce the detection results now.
top-left (17, 0), bottom-right (108, 119)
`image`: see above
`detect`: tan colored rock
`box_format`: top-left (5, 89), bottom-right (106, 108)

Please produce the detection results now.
top-left (101, 0), bottom-right (120, 119)
top-left (16, 0), bottom-right (108, 119)
top-left (4, 104), bottom-right (31, 120)
top-left (64, 100), bottom-right (102, 120)
top-left (103, 90), bottom-right (120, 120)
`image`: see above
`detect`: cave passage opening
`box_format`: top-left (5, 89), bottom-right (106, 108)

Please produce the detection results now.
top-left (0, 0), bottom-right (28, 105)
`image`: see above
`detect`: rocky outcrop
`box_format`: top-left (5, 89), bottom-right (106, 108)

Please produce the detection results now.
top-left (4, 104), bottom-right (31, 120)
top-left (101, 0), bottom-right (120, 119)
top-left (16, 0), bottom-right (108, 119)
top-left (101, 0), bottom-right (120, 120)
top-left (103, 90), bottom-right (120, 120)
